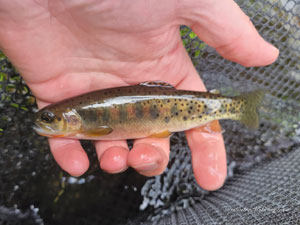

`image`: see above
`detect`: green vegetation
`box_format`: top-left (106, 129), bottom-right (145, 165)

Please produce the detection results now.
top-left (180, 26), bottom-right (207, 67)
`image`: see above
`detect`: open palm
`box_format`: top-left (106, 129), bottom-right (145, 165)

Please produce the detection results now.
top-left (0, 0), bottom-right (278, 190)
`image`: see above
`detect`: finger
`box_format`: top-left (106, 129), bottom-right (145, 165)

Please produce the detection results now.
top-left (94, 140), bottom-right (129, 174)
top-left (48, 138), bottom-right (89, 177)
top-left (179, 0), bottom-right (279, 67)
top-left (186, 128), bottom-right (227, 191)
top-left (176, 53), bottom-right (227, 190)
top-left (128, 138), bottom-right (170, 177)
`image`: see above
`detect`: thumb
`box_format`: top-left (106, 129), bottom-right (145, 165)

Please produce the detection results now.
top-left (179, 0), bottom-right (279, 67)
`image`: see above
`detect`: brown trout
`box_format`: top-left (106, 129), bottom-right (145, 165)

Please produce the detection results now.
top-left (33, 81), bottom-right (265, 140)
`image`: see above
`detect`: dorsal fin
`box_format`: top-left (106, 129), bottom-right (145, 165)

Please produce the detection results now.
top-left (139, 81), bottom-right (174, 88)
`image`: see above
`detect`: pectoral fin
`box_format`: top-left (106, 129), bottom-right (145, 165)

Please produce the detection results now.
top-left (51, 134), bottom-right (67, 138)
top-left (84, 126), bottom-right (113, 137)
top-left (149, 130), bottom-right (172, 138)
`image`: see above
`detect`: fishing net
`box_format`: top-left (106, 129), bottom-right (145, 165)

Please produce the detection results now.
top-left (1, 0), bottom-right (300, 224)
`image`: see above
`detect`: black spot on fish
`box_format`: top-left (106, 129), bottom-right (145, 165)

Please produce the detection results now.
top-left (188, 111), bottom-right (191, 114)
top-left (181, 103), bottom-right (184, 106)
top-left (171, 105), bottom-right (177, 116)
top-left (199, 115), bottom-right (202, 119)
top-left (135, 103), bottom-right (144, 119)
top-left (167, 100), bottom-right (170, 103)
top-left (150, 106), bottom-right (159, 119)
top-left (183, 116), bottom-right (187, 121)
top-left (165, 116), bottom-right (170, 123)
top-left (189, 106), bottom-right (193, 110)
top-left (161, 104), bottom-right (163, 108)
top-left (57, 117), bottom-right (61, 121)
top-left (175, 112), bottom-right (179, 116)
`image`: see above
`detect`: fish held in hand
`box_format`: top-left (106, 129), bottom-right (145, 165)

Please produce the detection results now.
top-left (33, 81), bottom-right (265, 140)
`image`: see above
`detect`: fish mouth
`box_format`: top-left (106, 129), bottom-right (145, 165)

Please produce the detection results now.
top-left (33, 122), bottom-right (57, 137)
top-left (33, 121), bottom-right (44, 133)
top-left (33, 122), bottom-right (68, 138)
top-left (33, 122), bottom-right (52, 137)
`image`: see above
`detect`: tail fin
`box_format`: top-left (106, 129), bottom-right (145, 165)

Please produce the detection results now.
top-left (239, 90), bottom-right (265, 129)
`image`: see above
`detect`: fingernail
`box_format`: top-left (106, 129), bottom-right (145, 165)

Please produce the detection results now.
top-left (103, 166), bottom-right (128, 174)
top-left (132, 162), bottom-right (158, 172)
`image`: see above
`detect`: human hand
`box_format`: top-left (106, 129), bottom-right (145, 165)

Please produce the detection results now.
top-left (0, 0), bottom-right (278, 190)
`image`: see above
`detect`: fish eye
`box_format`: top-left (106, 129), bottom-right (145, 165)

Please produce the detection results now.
top-left (41, 111), bottom-right (55, 123)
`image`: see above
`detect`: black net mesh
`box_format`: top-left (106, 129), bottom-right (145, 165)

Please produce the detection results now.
top-left (1, 0), bottom-right (300, 224)
top-left (137, 148), bottom-right (300, 225)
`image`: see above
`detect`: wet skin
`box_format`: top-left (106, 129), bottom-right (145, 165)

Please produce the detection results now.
top-left (34, 82), bottom-right (254, 140)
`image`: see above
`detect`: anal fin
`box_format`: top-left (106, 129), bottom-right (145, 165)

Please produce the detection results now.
top-left (149, 130), bottom-right (172, 138)
top-left (195, 120), bottom-right (222, 133)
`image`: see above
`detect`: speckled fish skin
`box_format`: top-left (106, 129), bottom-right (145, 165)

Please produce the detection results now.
top-left (34, 81), bottom-right (264, 140)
